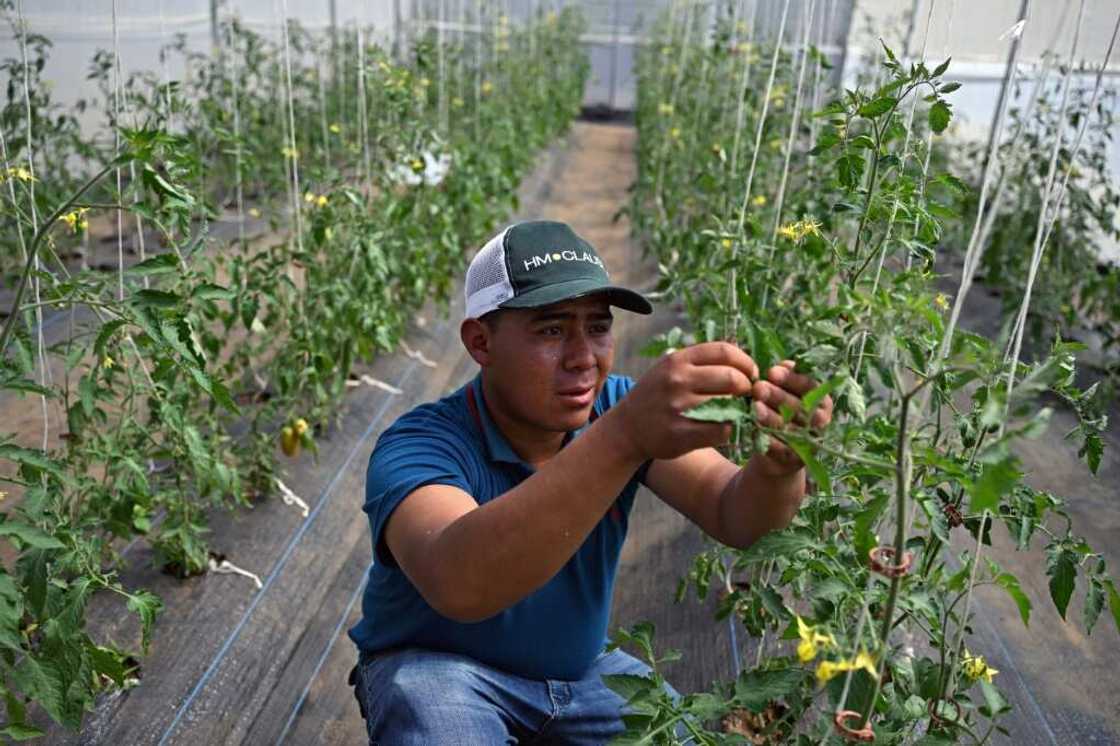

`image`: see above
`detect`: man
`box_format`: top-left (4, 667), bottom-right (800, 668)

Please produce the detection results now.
top-left (347, 220), bottom-right (833, 744)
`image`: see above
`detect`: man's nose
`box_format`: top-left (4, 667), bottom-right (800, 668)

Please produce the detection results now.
top-left (563, 329), bottom-right (596, 370)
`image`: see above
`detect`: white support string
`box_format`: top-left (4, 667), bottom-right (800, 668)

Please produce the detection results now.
top-left (937, 3), bottom-right (1031, 365)
top-left (226, 5), bottom-right (247, 245)
top-left (278, 0), bottom-right (305, 256)
top-left (852, 0), bottom-right (937, 379)
top-left (345, 374), bottom-right (404, 394)
top-left (1003, 3), bottom-right (1115, 408)
top-left (734, 0), bottom-right (790, 234)
top-left (111, 0), bottom-right (124, 303)
top-left (906, 0), bottom-right (955, 272)
top-left (208, 556), bottom-right (264, 590)
top-left (275, 478), bottom-right (310, 518)
top-left (761, 0), bottom-right (817, 312)
top-left (356, 1), bottom-right (373, 190)
top-left (17, 0), bottom-right (49, 451)
top-left (400, 340), bottom-right (438, 368)
top-left (728, 0), bottom-right (760, 211)
top-left (807, 0), bottom-right (833, 169)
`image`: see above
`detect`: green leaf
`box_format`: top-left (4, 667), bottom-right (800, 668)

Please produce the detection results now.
top-left (191, 283), bottom-right (237, 302)
top-left (133, 289), bottom-right (181, 309)
top-left (978, 679), bottom-right (1011, 718)
top-left (125, 253), bottom-right (180, 276)
top-left (995, 572), bottom-right (1032, 626)
top-left (683, 397), bottom-right (746, 423)
top-left (802, 377), bottom-right (836, 415)
top-left (740, 529), bottom-right (817, 564)
top-left (932, 57), bottom-right (952, 77)
top-left (939, 81), bottom-right (961, 93)
top-left (1084, 577), bottom-right (1104, 634)
top-left (0, 520), bottom-right (64, 550)
top-left (93, 319), bottom-right (128, 359)
top-left (0, 723), bottom-right (45, 741)
top-left (0, 445), bottom-right (64, 480)
top-left (127, 590), bottom-right (163, 654)
top-left (967, 457), bottom-right (1020, 513)
top-left (783, 437), bottom-right (831, 494)
top-left (1046, 546), bottom-right (1077, 620)
top-left (858, 96), bottom-right (897, 118)
top-left (836, 153), bottom-right (865, 190)
top-left (601, 673), bottom-right (654, 703)
top-left (1104, 579), bottom-right (1120, 635)
top-left (733, 667), bottom-right (805, 712)
top-left (929, 100), bottom-right (952, 134)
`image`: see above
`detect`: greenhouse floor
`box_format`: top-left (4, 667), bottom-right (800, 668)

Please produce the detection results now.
top-left (24, 122), bottom-right (1119, 744)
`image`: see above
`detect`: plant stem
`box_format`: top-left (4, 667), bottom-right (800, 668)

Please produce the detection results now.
top-left (0, 162), bottom-right (117, 358)
top-left (859, 382), bottom-right (913, 727)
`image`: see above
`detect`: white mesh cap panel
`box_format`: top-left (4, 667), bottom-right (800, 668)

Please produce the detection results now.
top-left (464, 226), bottom-right (514, 319)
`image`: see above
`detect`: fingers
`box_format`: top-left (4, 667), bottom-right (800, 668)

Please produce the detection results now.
top-left (684, 342), bottom-right (760, 382)
top-left (767, 361), bottom-right (816, 396)
top-left (752, 380), bottom-right (805, 424)
top-left (687, 364), bottom-right (753, 397)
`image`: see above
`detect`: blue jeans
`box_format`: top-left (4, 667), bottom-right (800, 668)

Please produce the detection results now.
top-left (349, 646), bottom-right (682, 745)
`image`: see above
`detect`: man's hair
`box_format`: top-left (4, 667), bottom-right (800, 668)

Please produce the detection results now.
top-left (479, 309), bottom-right (507, 329)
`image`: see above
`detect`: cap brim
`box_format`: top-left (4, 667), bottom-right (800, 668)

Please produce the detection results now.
top-left (498, 278), bottom-right (653, 315)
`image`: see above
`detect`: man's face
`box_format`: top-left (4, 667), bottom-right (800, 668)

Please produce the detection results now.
top-left (481, 295), bottom-right (616, 434)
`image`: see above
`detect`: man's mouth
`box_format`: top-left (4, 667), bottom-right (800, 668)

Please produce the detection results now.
top-left (556, 385), bottom-right (595, 407)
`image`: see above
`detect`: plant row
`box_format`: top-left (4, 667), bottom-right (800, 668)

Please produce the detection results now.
top-left (0, 5), bottom-right (588, 737)
top-left (608, 3), bottom-right (1116, 744)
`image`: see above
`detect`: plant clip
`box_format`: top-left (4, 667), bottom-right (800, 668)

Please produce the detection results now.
top-left (942, 502), bottom-right (964, 528)
top-left (927, 697), bottom-right (962, 728)
top-left (833, 710), bottom-right (875, 742)
top-left (868, 546), bottom-right (913, 578)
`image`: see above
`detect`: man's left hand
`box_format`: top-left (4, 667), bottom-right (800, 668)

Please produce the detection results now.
top-left (748, 360), bottom-right (834, 476)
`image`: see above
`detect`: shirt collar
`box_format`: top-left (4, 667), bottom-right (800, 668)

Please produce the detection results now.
top-left (468, 373), bottom-right (593, 469)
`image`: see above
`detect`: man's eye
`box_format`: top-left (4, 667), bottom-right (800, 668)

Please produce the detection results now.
top-left (540, 326), bottom-right (563, 336)
top-left (590, 323), bottom-right (612, 335)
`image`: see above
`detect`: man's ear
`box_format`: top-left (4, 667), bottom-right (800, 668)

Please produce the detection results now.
top-left (460, 318), bottom-right (491, 366)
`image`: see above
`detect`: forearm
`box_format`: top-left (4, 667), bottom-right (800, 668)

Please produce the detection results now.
top-left (431, 408), bottom-right (645, 622)
top-left (716, 454), bottom-right (806, 549)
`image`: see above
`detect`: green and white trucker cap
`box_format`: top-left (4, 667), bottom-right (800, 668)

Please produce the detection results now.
top-left (464, 220), bottom-right (653, 319)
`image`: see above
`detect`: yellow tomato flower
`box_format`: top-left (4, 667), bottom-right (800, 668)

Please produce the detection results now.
top-left (281, 145), bottom-right (299, 159)
top-left (799, 219), bottom-right (822, 238)
top-left (778, 223), bottom-right (800, 241)
top-left (481, 80), bottom-right (493, 95)
top-left (328, 122), bottom-right (341, 134)
top-left (669, 127), bottom-right (681, 140)
top-left (962, 651), bottom-right (998, 683)
top-left (452, 96), bottom-right (465, 109)
top-left (378, 60), bottom-right (391, 73)
top-left (752, 194), bottom-right (767, 207)
top-left (721, 238), bottom-right (733, 250)
top-left (816, 650), bottom-right (878, 685)
top-left (658, 101), bottom-right (674, 116)
top-left (410, 158), bottom-right (425, 173)
top-left (795, 614), bottom-right (837, 663)
top-left (101, 355), bottom-right (114, 370)
top-left (316, 195), bottom-right (328, 208)
top-left (2, 166), bottom-right (34, 182)
top-left (934, 293), bottom-right (950, 311)
top-left (61, 208), bottom-right (89, 233)
top-left (419, 77), bottom-right (431, 87)
top-left (248, 207), bottom-right (261, 218)
top-left (304, 191), bottom-right (316, 204)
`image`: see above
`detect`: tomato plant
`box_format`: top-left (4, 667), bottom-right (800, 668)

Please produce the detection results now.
top-left (613, 5), bottom-right (1117, 743)
top-left (0, 3), bottom-right (588, 736)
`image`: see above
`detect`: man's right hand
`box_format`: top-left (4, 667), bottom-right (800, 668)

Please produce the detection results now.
top-left (606, 342), bottom-right (759, 462)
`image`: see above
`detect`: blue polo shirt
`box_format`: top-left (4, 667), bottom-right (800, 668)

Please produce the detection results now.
top-left (347, 372), bottom-right (650, 681)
